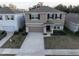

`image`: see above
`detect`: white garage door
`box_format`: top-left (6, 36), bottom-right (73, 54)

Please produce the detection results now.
top-left (3, 26), bottom-right (15, 32)
top-left (29, 27), bottom-right (43, 32)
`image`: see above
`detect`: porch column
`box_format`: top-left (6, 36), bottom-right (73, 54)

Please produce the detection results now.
top-left (26, 27), bottom-right (29, 32)
top-left (51, 28), bottom-right (53, 34)
top-left (43, 27), bottom-right (46, 33)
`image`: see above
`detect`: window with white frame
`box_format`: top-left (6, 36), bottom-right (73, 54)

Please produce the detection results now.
top-left (54, 26), bottom-right (56, 29)
top-left (57, 26), bottom-right (60, 29)
top-left (55, 14), bottom-right (62, 19)
top-left (29, 14), bottom-right (40, 20)
top-left (11, 15), bottom-right (14, 20)
top-left (47, 14), bottom-right (54, 19)
top-left (54, 26), bottom-right (60, 30)
top-left (47, 14), bottom-right (62, 19)
top-left (5, 15), bottom-right (10, 20)
top-left (0, 15), bottom-right (2, 20)
top-left (5, 15), bottom-right (14, 20)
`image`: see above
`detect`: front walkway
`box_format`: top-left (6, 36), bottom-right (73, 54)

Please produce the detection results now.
top-left (0, 32), bottom-right (14, 47)
top-left (17, 32), bottom-right (45, 56)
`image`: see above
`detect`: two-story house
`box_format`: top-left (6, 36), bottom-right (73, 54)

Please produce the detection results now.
top-left (25, 4), bottom-right (65, 34)
top-left (0, 7), bottom-right (25, 32)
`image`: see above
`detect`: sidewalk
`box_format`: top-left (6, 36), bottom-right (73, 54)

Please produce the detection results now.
top-left (45, 49), bottom-right (79, 56)
top-left (0, 32), bottom-right (14, 47)
top-left (0, 48), bottom-right (19, 54)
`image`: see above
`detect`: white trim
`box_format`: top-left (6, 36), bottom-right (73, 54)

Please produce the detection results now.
top-left (30, 19), bottom-right (39, 21)
top-left (28, 12), bottom-right (65, 14)
top-left (0, 13), bottom-right (24, 15)
top-left (26, 27), bottom-right (29, 32)
top-left (26, 23), bottom-right (43, 24)
top-left (43, 27), bottom-right (46, 33)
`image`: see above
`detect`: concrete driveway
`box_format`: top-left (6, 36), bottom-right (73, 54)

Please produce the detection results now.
top-left (18, 32), bottom-right (45, 56)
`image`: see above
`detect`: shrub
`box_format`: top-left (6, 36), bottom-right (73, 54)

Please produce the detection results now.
top-left (74, 31), bottom-right (79, 36)
top-left (19, 29), bottom-right (23, 32)
top-left (14, 31), bottom-right (19, 35)
top-left (22, 32), bottom-right (28, 35)
top-left (53, 30), bottom-right (66, 35)
top-left (0, 31), bottom-right (7, 40)
top-left (51, 34), bottom-right (53, 36)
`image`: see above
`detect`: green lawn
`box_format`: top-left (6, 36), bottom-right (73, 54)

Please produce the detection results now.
top-left (1, 29), bottom-right (27, 48)
top-left (44, 27), bottom-right (79, 49)
top-left (44, 36), bottom-right (79, 49)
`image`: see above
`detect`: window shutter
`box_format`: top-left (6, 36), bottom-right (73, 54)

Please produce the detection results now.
top-left (60, 14), bottom-right (62, 19)
top-left (29, 14), bottom-right (31, 19)
top-left (0, 16), bottom-right (2, 20)
top-left (38, 14), bottom-right (40, 19)
top-left (55, 14), bottom-right (57, 19)
top-left (47, 14), bottom-right (49, 19)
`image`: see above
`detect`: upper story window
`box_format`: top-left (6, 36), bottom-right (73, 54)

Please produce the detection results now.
top-left (5, 15), bottom-right (14, 20)
top-left (55, 14), bottom-right (62, 19)
top-left (60, 14), bottom-right (62, 19)
top-left (11, 15), bottom-right (14, 20)
top-left (47, 14), bottom-right (54, 19)
top-left (0, 15), bottom-right (2, 20)
top-left (5, 15), bottom-right (9, 20)
top-left (47, 14), bottom-right (62, 19)
top-left (29, 14), bottom-right (40, 20)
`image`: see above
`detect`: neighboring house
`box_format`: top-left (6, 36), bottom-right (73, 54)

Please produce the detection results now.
top-left (65, 13), bottom-right (79, 32)
top-left (0, 7), bottom-right (25, 32)
top-left (25, 4), bottom-right (65, 34)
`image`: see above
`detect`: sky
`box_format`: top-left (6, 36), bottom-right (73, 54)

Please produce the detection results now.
top-left (0, 0), bottom-right (79, 9)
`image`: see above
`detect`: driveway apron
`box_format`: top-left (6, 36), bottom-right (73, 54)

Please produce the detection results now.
top-left (19, 32), bottom-right (45, 56)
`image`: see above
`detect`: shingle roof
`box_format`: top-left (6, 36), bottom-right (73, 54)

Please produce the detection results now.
top-left (29, 6), bottom-right (64, 12)
top-left (0, 7), bottom-right (23, 14)
top-left (66, 13), bottom-right (79, 24)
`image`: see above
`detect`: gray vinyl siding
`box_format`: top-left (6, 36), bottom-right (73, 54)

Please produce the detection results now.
top-left (65, 20), bottom-right (78, 32)
top-left (25, 12), bottom-right (65, 25)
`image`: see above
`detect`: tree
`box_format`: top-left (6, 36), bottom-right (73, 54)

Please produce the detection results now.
top-left (72, 6), bottom-right (79, 13)
top-left (55, 4), bottom-right (64, 11)
top-left (29, 2), bottom-right (43, 10)
top-left (9, 4), bottom-right (16, 10)
top-left (3, 4), bottom-right (7, 7)
top-left (67, 5), bottom-right (73, 13)
top-left (54, 4), bottom-right (68, 12)
top-left (54, 4), bottom-right (79, 13)
top-left (37, 2), bottom-right (43, 6)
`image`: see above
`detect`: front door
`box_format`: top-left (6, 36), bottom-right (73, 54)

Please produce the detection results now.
top-left (46, 25), bottom-right (50, 32)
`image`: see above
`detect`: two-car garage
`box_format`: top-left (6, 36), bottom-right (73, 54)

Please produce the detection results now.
top-left (29, 27), bottom-right (43, 32)
top-left (26, 23), bottom-right (43, 32)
